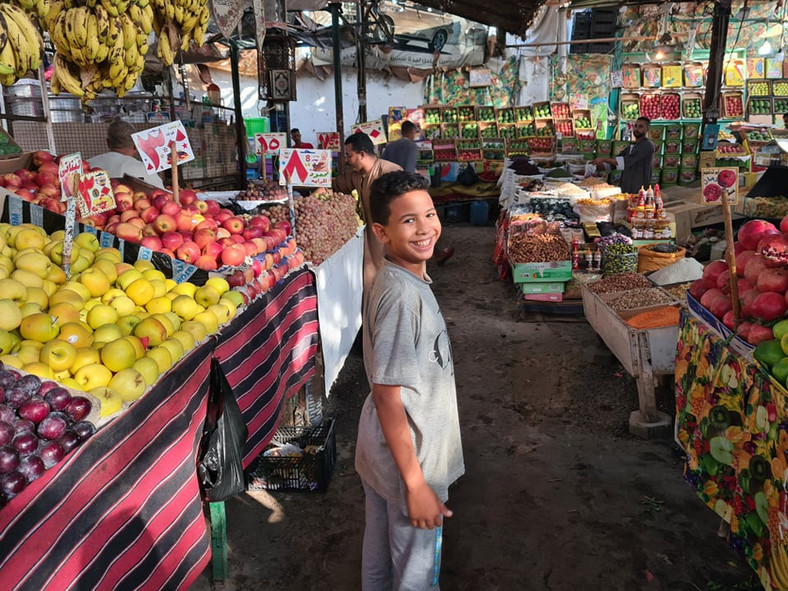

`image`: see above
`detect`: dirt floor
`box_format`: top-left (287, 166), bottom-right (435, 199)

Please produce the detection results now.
top-left (191, 223), bottom-right (764, 591)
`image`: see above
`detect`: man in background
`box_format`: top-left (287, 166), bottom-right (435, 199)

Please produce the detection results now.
top-left (290, 128), bottom-right (314, 149)
top-left (591, 116), bottom-right (654, 193)
top-left (88, 119), bottom-right (165, 189)
top-left (381, 120), bottom-right (419, 173)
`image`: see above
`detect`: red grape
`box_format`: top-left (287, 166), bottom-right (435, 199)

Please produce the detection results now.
top-left (0, 446), bottom-right (20, 474)
top-left (18, 455), bottom-right (45, 483)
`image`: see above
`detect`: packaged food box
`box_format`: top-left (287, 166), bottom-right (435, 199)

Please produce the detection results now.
top-left (661, 168), bottom-right (679, 185)
top-left (678, 167), bottom-right (697, 185)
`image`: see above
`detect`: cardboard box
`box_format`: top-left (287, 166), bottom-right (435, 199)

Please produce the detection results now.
top-left (0, 152), bottom-right (33, 175)
top-left (524, 292), bottom-right (563, 302)
top-left (520, 282), bottom-right (566, 295)
top-left (511, 260), bottom-right (572, 283)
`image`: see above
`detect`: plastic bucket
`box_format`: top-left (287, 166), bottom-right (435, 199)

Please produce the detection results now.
top-left (245, 118), bottom-right (270, 137)
top-left (469, 200), bottom-right (489, 226)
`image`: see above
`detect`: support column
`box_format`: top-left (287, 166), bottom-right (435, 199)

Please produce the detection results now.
top-left (230, 39), bottom-right (247, 189)
top-left (330, 2), bottom-right (345, 168)
top-left (357, 0), bottom-right (367, 123)
top-left (702, 0), bottom-right (732, 127)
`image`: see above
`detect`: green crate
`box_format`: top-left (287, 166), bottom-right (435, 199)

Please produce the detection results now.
top-left (648, 126), bottom-right (664, 141)
top-left (612, 140), bottom-right (629, 155)
top-left (661, 167), bottom-right (679, 185)
top-left (580, 139), bottom-right (596, 154)
top-left (682, 138), bottom-right (699, 153)
top-left (683, 123), bottom-right (700, 139)
top-left (596, 140), bottom-right (613, 156)
top-left (511, 260), bottom-right (572, 283)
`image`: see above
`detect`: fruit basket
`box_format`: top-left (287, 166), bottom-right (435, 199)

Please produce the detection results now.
top-left (423, 107), bottom-right (441, 126)
top-left (745, 129), bottom-right (772, 143)
top-left (506, 139), bottom-right (531, 156)
top-left (682, 94), bottom-right (703, 119)
top-left (458, 105), bottom-right (476, 123)
top-left (433, 142), bottom-right (457, 162)
top-left (460, 122), bottom-right (479, 139)
top-left (639, 93), bottom-right (661, 120)
top-left (422, 126), bottom-right (441, 140)
top-left (516, 122), bottom-right (536, 138)
top-left (441, 107), bottom-right (458, 124)
top-left (515, 106), bottom-right (533, 122)
top-left (773, 80), bottom-right (788, 98)
top-left (535, 120), bottom-right (555, 137)
top-left (551, 102), bottom-right (571, 120)
top-left (747, 79), bottom-right (771, 97)
top-left (573, 109), bottom-right (592, 132)
top-left (498, 124), bottom-right (516, 139)
top-left (526, 136), bottom-right (556, 154)
top-left (533, 102), bottom-right (552, 120)
top-left (575, 129), bottom-right (596, 141)
top-left (246, 419), bottom-right (337, 493)
top-left (441, 124), bottom-right (460, 140)
top-left (722, 92), bottom-right (744, 118)
top-left (620, 93), bottom-right (640, 120)
top-left (496, 107), bottom-right (515, 124)
top-left (554, 119), bottom-right (574, 137)
top-left (477, 106), bottom-right (495, 123)
top-left (747, 97), bottom-right (773, 117)
top-left (479, 122), bottom-right (498, 138)
top-left (482, 139), bottom-right (506, 160)
top-left (775, 98), bottom-right (788, 113)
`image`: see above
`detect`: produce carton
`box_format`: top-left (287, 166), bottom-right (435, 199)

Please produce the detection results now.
top-left (0, 128), bottom-right (23, 160)
top-left (747, 79), bottom-right (771, 97)
top-left (683, 62), bottom-right (705, 88)
top-left (516, 121), bottom-right (536, 138)
top-left (622, 63), bottom-right (641, 88)
top-left (511, 260), bottom-right (572, 283)
top-left (648, 126), bottom-right (665, 141)
top-left (514, 106), bottom-right (533, 122)
top-left (524, 292), bottom-right (563, 302)
top-left (520, 282), bottom-right (566, 294)
top-left (496, 107), bottom-right (515, 124)
top-left (773, 80), bottom-right (788, 98)
top-left (596, 139), bottom-right (613, 156)
top-left (662, 64), bottom-right (683, 88)
top-left (533, 101), bottom-right (552, 120)
top-left (0, 151), bottom-right (33, 174)
top-left (642, 64), bottom-right (662, 88)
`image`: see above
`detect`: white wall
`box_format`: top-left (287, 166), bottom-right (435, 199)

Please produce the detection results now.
top-left (203, 66), bottom-right (425, 141)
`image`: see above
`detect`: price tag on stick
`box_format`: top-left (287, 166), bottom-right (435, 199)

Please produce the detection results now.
top-left (58, 154), bottom-right (82, 279)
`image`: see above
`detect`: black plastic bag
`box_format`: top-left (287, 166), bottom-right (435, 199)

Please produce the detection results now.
top-left (198, 359), bottom-right (248, 502)
top-left (458, 163), bottom-right (479, 186)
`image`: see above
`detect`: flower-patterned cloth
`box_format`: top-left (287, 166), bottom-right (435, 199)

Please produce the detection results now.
top-left (423, 57), bottom-right (520, 107)
top-left (676, 310), bottom-right (788, 589)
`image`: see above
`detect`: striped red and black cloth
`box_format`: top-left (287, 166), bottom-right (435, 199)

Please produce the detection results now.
top-left (0, 340), bottom-right (214, 591)
top-left (214, 267), bottom-right (320, 468)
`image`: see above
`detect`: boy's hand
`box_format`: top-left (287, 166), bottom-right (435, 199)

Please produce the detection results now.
top-left (406, 480), bottom-right (453, 529)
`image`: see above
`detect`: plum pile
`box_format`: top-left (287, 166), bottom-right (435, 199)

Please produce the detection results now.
top-left (0, 368), bottom-right (96, 506)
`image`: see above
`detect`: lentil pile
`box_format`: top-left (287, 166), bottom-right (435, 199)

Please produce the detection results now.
top-left (588, 273), bottom-right (653, 294)
top-left (626, 306), bottom-right (681, 329)
top-left (508, 233), bottom-right (570, 263)
top-left (607, 288), bottom-right (674, 311)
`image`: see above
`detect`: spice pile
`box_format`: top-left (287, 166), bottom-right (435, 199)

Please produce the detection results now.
top-left (588, 273), bottom-right (653, 293)
top-left (626, 306), bottom-right (681, 329)
top-left (607, 288), bottom-right (674, 311)
top-left (508, 233), bottom-right (570, 263)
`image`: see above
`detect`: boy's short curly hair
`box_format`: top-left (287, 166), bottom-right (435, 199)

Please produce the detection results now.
top-left (369, 171), bottom-right (431, 225)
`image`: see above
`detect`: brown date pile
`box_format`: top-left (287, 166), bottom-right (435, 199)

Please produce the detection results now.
top-left (588, 273), bottom-right (653, 294)
top-left (508, 233), bottom-right (570, 263)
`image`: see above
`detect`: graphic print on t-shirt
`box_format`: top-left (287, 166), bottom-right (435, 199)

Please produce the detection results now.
top-left (429, 330), bottom-right (453, 375)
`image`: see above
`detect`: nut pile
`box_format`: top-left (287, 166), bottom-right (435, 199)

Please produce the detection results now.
top-left (663, 282), bottom-right (691, 301)
top-left (588, 273), bottom-right (653, 293)
top-left (607, 288), bottom-right (674, 311)
top-left (508, 234), bottom-right (570, 263)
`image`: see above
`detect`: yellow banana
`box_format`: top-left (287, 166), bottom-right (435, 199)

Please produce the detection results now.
top-left (16, 0), bottom-right (36, 12)
top-left (773, 544), bottom-right (788, 590)
top-left (106, 17), bottom-right (120, 46)
top-left (139, 4), bottom-right (152, 34)
top-left (119, 14), bottom-right (135, 49)
top-left (73, 6), bottom-right (89, 47)
top-left (51, 11), bottom-right (70, 53)
top-left (138, 0), bottom-right (149, 7)
top-left (124, 38), bottom-right (137, 67)
top-left (99, 0), bottom-right (118, 18)
top-left (0, 19), bottom-right (16, 76)
top-left (53, 54), bottom-right (83, 97)
top-left (164, 0), bottom-right (174, 21)
top-left (94, 4), bottom-right (109, 43)
top-left (157, 34), bottom-right (173, 65)
top-left (95, 38), bottom-right (109, 62)
top-left (1, 5), bottom-right (31, 75)
top-left (0, 12), bottom-right (8, 54)
top-left (49, 67), bottom-right (61, 93)
top-left (44, 0), bottom-right (62, 31)
top-left (85, 13), bottom-right (99, 61)
top-left (173, 4), bottom-right (183, 23)
top-left (35, 0), bottom-right (48, 24)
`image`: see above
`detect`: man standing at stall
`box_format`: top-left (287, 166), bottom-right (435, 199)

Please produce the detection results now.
top-left (290, 128), bottom-right (314, 149)
top-left (591, 116), bottom-right (655, 193)
top-left (334, 132), bottom-right (401, 293)
top-left (382, 120), bottom-right (419, 173)
top-left (88, 119), bottom-right (165, 189)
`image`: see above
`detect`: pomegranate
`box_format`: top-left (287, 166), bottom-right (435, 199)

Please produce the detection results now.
top-left (758, 233), bottom-right (788, 266)
top-left (737, 321), bottom-right (754, 340)
top-left (757, 268), bottom-right (788, 293)
top-left (740, 289), bottom-right (760, 319)
top-left (689, 279), bottom-right (708, 300)
top-left (736, 250), bottom-right (757, 274)
top-left (747, 324), bottom-right (775, 346)
top-left (710, 295), bottom-right (733, 319)
top-left (780, 214), bottom-right (788, 233)
top-left (702, 260), bottom-right (729, 289)
top-left (700, 288), bottom-right (725, 310)
top-left (750, 291), bottom-right (788, 322)
top-left (738, 219), bottom-right (779, 250)
top-left (722, 310), bottom-right (736, 331)
top-left (744, 255), bottom-right (770, 285)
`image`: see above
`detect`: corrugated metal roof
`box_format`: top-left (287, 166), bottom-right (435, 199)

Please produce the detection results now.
top-left (410, 0), bottom-right (547, 36)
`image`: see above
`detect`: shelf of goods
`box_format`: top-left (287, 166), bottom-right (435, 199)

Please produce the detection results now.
top-left (581, 274), bottom-right (681, 431)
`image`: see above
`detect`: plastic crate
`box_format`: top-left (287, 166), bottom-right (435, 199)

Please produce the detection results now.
top-left (246, 419), bottom-right (337, 493)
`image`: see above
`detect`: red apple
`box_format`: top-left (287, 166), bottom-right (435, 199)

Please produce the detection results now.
top-left (241, 241), bottom-right (258, 257)
top-left (142, 223), bottom-right (159, 237)
top-left (176, 240), bottom-right (201, 264)
top-left (105, 222), bottom-right (119, 234)
top-left (179, 188), bottom-right (197, 205)
top-left (106, 214), bottom-right (121, 225)
top-left (34, 171), bottom-right (57, 188)
top-left (248, 215), bottom-right (271, 232)
top-left (193, 228), bottom-right (217, 249)
top-left (215, 211), bottom-right (232, 224)
top-left (218, 237), bottom-right (234, 248)
top-left (114, 191), bottom-right (133, 212)
top-left (15, 169), bottom-right (34, 183)
top-left (222, 216), bottom-right (245, 235)
top-left (32, 150), bottom-right (55, 167)
top-left (88, 212), bottom-right (109, 227)
top-left (252, 259), bottom-right (263, 277)
top-left (251, 238), bottom-right (268, 254)
top-left (161, 231), bottom-right (185, 251)
top-left (202, 241), bottom-right (223, 261)
top-left (120, 209), bottom-right (141, 223)
top-left (141, 236), bottom-right (163, 251)
top-left (116, 222), bottom-right (143, 243)
top-left (205, 200), bottom-right (221, 216)
top-left (133, 198), bottom-right (151, 212)
top-left (38, 161), bottom-right (59, 175)
top-left (229, 235), bottom-right (245, 244)
top-left (195, 200), bottom-right (209, 214)
top-left (114, 183), bottom-right (132, 195)
top-left (242, 226), bottom-right (263, 240)
top-left (2, 173), bottom-right (21, 188)
top-left (150, 188), bottom-right (169, 201)
top-left (153, 214), bottom-right (177, 235)
top-left (194, 255), bottom-right (218, 271)
top-left (128, 217), bottom-right (146, 229)
top-left (133, 191), bottom-right (147, 201)
top-left (182, 204), bottom-right (200, 216)
top-left (227, 270), bottom-right (246, 287)
top-left (175, 212), bottom-right (198, 233)
top-left (195, 219), bottom-right (218, 232)
top-left (161, 201), bottom-right (181, 217)
top-left (221, 244), bottom-right (246, 267)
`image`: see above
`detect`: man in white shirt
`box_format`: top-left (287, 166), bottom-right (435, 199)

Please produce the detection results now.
top-left (88, 119), bottom-right (165, 189)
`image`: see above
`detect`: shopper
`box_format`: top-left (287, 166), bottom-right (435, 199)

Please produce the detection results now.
top-left (334, 132), bottom-right (401, 292)
top-left (88, 118), bottom-right (165, 189)
top-left (591, 116), bottom-right (655, 193)
top-left (382, 120), bottom-right (419, 173)
top-left (356, 170), bottom-right (464, 591)
top-left (290, 128), bottom-right (314, 149)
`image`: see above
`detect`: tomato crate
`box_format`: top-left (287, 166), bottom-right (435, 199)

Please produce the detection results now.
top-left (246, 419), bottom-right (337, 493)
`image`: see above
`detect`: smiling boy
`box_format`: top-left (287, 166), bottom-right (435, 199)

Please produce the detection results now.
top-left (356, 171), bottom-right (464, 590)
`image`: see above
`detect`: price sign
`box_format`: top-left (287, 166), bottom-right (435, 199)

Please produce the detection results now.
top-left (317, 132), bottom-right (340, 151)
top-left (131, 121), bottom-right (195, 174)
top-left (278, 149), bottom-right (331, 187)
top-left (254, 132), bottom-right (286, 156)
top-left (77, 170), bottom-right (116, 218)
top-left (701, 167), bottom-right (739, 205)
top-left (58, 153), bottom-right (82, 202)
top-left (350, 120), bottom-right (387, 145)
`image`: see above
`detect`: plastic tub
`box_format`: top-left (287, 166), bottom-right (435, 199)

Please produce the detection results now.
top-left (469, 200), bottom-right (490, 226)
top-left (245, 118), bottom-right (270, 137)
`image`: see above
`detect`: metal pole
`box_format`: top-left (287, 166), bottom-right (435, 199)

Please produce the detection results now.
top-left (37, 65), bottom-right (56, 154)
top-left (702, 0), bottom-right (732, 126)
top-left (230, 39), bottom-right (248, 189)
top-left (357, 0), bottom-right (367, 123)
top-left (330, 2), bottom-right (345, 169)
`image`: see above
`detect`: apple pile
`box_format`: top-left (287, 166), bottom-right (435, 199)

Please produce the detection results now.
top-left (640, 94), bottom-right (661, 120)
top-left (688, 219), bottom-right (788, 346)
top-left (266, 189), bottom-right (359, 265)
top-left (0, 368), bottom-right (96, 506)
top-left (660, 94), bottom-right (680, 119)
top-left (0, 150), bottom-right (74, 214)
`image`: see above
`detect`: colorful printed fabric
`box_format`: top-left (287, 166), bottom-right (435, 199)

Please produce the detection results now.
top-left (423, 57), bottom-right (520, 107)
top-left (676, 310), bottom-right (788, 589)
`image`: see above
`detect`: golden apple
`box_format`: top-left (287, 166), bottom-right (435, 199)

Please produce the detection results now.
top-left (0, 354), bottom-right (23, 369)
top-left (218, 297), bottom-right (237, 321)
top-left (13, 228), bottom-right (45, 250)
top-left (133, 317), bottom-right (168, 347)
top-left (117, 269), bottom-right (144, 291)
top-left (95, 247), bottom-right (122, 263)
top-left (46, 265), bottom-right (67, 285)
top-left (19, 303), bottom-right (42, 319)
top-left (58, 322), bottom-right (94, 349)
top-left (86, 304), bottom-right (119, 330)
top-left (133, 357), bottom-right (161, 386)
top-left (194, 285), bottom-right (220, 308)
top-left (123, 335), bottom-right (145, 359)
top-left (0, 328), bottom-right (15, 355)
top-left (116, 315), bottom-right (142, 336)
top-left (205, 277), bottom-right (230, 296)
top-left (109, 295), bottom-right (136, 317)
top-left (159, 338), bottom-right (184, 365)
top-left (74, 232), bottom-right (100, 253)
top-left (142, 269), bottom-right (166, 282)
top-left (221, 291), bottom-right (245, 309)
top-left (171, 330), bottom-right (196, 353)
top-left (125, 278), bottom-right (155, 306)
top-left (79, 268), bottom-right (111, 298)
top-left (145, 296), bottom-right (171, 315)
top-left (109, 368), bottom-right (147, 402)
top-left (92, 323), bottom-right (123, 347)
top-left (74, 363), bottom-right (113, 390)
top-left (164, 279), bottom-right (177, 291)
top-left (171, 295), bottom-right (202, 321)
top-left (0, 278), bottom-right (27, 304)
top-left (180, 320), bottom-right (207, 343)
top-left (0, 299), bottom-right (22, 331)
top-left (149, 279), bottom-right (167, 299)
top-left (26, 287), bottom-right (49, 310)
top-left (19, 313), bottom-right (59, 342)
top-left (70, 255), bottom-right (93, 274)
top-left (61, 281), bottom-right (91, 302)
top-left (14, 251), bottom-right (52, 279)
top-left (23, 362), bottom-right (54, 379)
top-left (49, 302), bottom-right (81, 326)
top-left (91, 258), bottom-right (118, 283)
top-left (193, 310), bottom-right (219, 335)
top-left (207, 303), bottom-right (231, 326)
top-left (90, 386), bottom-right (123, 417)
top-left (15, 341), bottom-right (43, 365)
top-left (133, 260), bottom-right (155, 272)
top-left (70, 347), bottom-right (101, 374)
top-left (40, 340), bottom-right (78, 372)
top-left (11, 269), bottom-right (44, 290)
top-left (100, 337), bottom-right (137, 372)
top-left (170, 282), bottom-right (198, 297)
top-left (163, 312), bottom-right (181, 332)
top-left (151, 314), bottom-right (175, 337)
top-left (49, 289), bottom-right (84, 308)
top-left (101, 288), bottom-right (126, 305)
top-left (146, 346), bottom-right (173, 373)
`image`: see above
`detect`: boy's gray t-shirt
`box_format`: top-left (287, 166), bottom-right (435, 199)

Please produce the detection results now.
top-left (355, 260), bottom-right (465, 506)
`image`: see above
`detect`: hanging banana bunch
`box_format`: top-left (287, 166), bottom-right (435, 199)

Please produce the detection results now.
top-left (150, 0), bottom-right (210, 66)
top-left (46, 0), bottom-right (154, 102)
top-left (0, 3), bottom-right (44, 86)
top-left (6, 0), bottom-right (50, 31)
